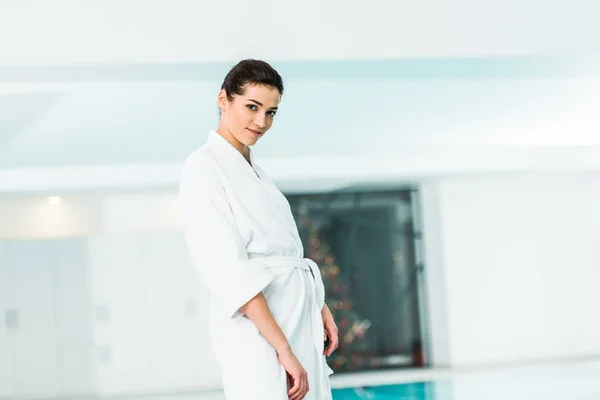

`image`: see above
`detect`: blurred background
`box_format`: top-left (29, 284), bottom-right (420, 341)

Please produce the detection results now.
top-left (1, 1), bottom-right (600, 399)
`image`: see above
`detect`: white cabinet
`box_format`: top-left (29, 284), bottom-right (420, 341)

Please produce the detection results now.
top-left (88, 233), bottom-right (152, 395)
top-left (54, 238), bottom-right (94, 395)
top-left (1, 232), bottom-right (222, 397)
top-left (0, 238), bottom-right (94, 398)
top-left (145, 232), bottom-right (221, 391)
top-left (88, 231), bottom-right (222, 396)
top-left (0, 242), bottom-right (14, 398)
top-left (10, 240), bottom-right (61, 398)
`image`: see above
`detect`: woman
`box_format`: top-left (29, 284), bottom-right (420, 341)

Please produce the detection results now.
top-left (179, 59), bottom-right (338, 400)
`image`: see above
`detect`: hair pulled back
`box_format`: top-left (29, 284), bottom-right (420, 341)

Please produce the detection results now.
top-left (221, 59), bottom-right (284, 101)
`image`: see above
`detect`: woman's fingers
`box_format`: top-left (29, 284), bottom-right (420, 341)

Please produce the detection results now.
top-left (325, 331), bottom-right (339, 356)
top-left (289, 372), bottom-right (308, 400)
top-left (299, 373), bottom-right (309, 400)
top-left (323, 323), bottom-right (339, 356)
top-left (288, 373), bottom-right (301, 399)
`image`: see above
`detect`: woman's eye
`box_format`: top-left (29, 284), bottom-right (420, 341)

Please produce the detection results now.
top-left (267, 110), bottom-right (277, 117)
top-left (247, 104), bottom-right (257, 111)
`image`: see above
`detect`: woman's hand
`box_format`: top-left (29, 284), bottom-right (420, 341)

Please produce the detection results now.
top-left (321, 304), bottom-right (339, 357)
top-left (277, 346), bottom-right (309, 400)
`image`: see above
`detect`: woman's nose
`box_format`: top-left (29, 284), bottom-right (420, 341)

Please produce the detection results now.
top-left (254, 115), bottom-right (267, 128)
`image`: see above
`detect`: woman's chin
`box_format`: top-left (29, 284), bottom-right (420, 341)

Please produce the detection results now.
top-left (244, 135), bottom-right (261, 146)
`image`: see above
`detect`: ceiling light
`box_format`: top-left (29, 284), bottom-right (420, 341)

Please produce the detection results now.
top-left (46, 196), bottom-right (64, 205)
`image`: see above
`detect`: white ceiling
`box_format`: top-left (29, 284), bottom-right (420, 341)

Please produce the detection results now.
top-left (1, 0), bottom-right (599, 66)
top-left (0, 91), bottom-right (66, 147)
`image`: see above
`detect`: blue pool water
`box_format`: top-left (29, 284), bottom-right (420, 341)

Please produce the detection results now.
top-left (333, 382), bottom-right (437, 399)
top-left (330, 360), bottom-right (600, 399)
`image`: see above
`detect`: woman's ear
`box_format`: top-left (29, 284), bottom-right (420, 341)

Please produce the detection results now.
top-left (217, 89), bottom-right (229, 113)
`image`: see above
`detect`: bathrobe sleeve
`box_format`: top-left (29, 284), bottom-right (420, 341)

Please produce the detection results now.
top-left (179, 153), bottom-right (275, 318)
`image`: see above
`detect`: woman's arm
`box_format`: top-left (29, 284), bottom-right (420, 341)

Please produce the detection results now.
top-left (242, 293), bottom-right (309, 400)
top-left (241, 292), bottom-right (290, 354)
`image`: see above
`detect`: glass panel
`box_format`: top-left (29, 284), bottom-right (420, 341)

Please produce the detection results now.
top-left (288, 189), bottom-right (425, 372)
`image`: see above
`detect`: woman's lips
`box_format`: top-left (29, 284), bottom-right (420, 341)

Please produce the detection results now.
top-left (247, 128), bottom-right (263, 138)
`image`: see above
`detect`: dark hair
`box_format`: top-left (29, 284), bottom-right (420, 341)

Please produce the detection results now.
top-left (221, 59), bottom-right (284, 101)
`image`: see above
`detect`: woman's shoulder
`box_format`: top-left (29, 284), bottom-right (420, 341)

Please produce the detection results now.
top-left (181, 146), bottom-right (222, 184)
top-left (184, 145), bottom-right (215, 166)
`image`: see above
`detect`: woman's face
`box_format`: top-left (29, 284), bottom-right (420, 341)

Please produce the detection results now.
top-left (217, 83), bottom-right (281, 152)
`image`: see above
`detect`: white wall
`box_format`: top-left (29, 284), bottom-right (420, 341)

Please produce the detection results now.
top-left (424, 171), bottom-right (600, 367)
top-left (419, 183), bottom-right (452, 367)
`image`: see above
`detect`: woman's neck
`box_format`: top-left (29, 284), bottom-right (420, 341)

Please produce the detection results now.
top-left (242, 145), bottom-right (252, 165)
top-left (214, 127), bottom-right (252, 165)
top-left (215, 127), bottom-right (244, 154)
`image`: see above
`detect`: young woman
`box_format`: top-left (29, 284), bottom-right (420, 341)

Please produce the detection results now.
top-left (179, 59), bottom-right (338, 400)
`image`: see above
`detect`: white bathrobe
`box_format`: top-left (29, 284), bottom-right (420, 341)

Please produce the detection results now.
top-left (179, 130), bottom-right (333, 400)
